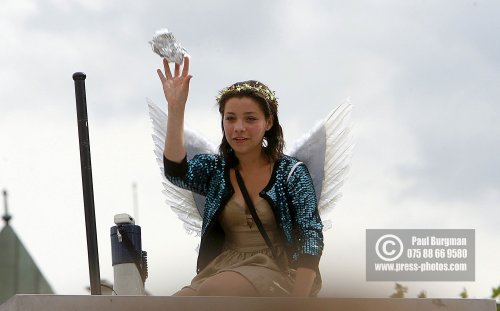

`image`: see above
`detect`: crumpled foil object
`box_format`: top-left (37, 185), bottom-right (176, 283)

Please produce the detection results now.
top-left (149, 28), bottom-right (188, 64)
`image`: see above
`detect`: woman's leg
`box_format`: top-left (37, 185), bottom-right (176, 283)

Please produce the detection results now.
top-left (197, 271), bottom-right (259, 296)
top-left (173, 287), bottom-right (197, 296)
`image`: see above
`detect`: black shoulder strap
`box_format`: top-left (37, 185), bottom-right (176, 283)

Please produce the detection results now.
top-left (234, 169), bottom-right (280, 261)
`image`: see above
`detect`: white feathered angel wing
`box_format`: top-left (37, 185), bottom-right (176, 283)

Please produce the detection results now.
top-left (288, 99), bottom-right (353, 230)
top-left (147, 98), bottom-right (217, 236)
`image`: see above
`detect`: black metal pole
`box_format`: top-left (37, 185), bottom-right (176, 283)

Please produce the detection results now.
top-left (72, 72), bottom-right (101, 295)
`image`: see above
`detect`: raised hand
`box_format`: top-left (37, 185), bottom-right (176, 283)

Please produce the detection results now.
top-left (157, 56), bottom-right (192, 111)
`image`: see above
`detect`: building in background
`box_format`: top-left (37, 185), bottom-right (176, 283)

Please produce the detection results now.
top-left (0, 190), bottom-right (53, 304)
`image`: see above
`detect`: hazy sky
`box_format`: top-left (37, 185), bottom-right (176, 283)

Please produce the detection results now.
top-left (1, 0), bottom-right (499, 298)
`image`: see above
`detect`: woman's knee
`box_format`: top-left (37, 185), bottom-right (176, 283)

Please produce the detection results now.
top-left (173, 287), bottom-right (197, 296)
top-left (197, 272), bottom-right (258, 296)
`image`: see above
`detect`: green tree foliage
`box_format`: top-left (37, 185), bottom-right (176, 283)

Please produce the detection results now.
top-left (459, 287), bottom-right (468, 299)
top-left (492, 286), bottom-right (500, 299)
top-left (389, 283), bottom-right (408, 298)
top-left (390, 282), bottom-right (499, 311)
top-left (417, 290), bottom-right (427, 298)
top-left (490, 286), bottom-right (500, 311)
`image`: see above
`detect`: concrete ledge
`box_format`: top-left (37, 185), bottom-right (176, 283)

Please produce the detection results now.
top-left (0, 294), bottom-right (496, 311)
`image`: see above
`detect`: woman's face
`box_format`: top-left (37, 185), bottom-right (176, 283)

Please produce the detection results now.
top-left (222, 96), bottom-right (273, 157)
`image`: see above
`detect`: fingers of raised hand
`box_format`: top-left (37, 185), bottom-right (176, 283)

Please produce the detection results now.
top-left (174, 63), bottom-right (180, 78)
top-left (181, 55), bottom-right (190, 77)
top-left (162, 58), bottom-right (173, 79)
top-left (156, 68), bottom-right (166, 83)
top-left (157, 56), bottom-right (190, 85)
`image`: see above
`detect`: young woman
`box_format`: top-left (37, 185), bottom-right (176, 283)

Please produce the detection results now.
top-left (157, 56), bottom-right (323, 297)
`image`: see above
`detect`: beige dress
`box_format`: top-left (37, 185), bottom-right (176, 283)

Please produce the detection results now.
top-left (185, 197), bottom-right (293, 296)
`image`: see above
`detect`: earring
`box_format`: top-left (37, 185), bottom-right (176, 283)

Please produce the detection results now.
top-left (262, 137), bottom-right (268, 148)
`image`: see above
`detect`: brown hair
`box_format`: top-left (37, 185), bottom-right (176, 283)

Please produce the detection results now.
top-left (217, 80), bottom-right (284, 166)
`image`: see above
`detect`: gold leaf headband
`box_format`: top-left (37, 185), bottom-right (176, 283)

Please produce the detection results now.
top-left (216, 82), bottom-right (277, 104)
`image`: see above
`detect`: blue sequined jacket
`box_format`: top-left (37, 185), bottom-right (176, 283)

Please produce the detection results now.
top-left (163, 154), bottom-right (323, 275)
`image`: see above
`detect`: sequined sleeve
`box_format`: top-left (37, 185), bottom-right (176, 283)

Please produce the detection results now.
top-left (163, 154), bottom-right (219, 196)
top-left (286, 163), bottom-right (324, 270)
